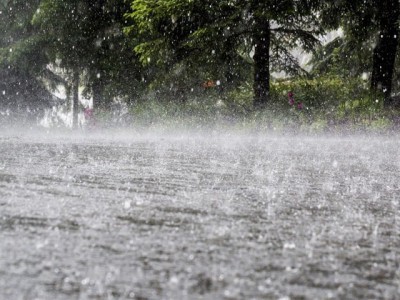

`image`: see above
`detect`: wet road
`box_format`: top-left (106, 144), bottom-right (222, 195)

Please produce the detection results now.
top-left (0, 131), bottom-right (399, 299)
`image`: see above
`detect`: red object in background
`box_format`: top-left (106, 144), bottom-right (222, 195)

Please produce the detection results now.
top-left (202, 80), bottom-right (216, 88)
top-left (84, 108), bottom-right (93, 119)
top-left (288, 91), bottom-right (295, 106)
top-left (297, 102), bottom-right (303, 110)
top-left (84, 108), bottom-right (96, 128)
top-left (288, 91), bottom-right (303, 110)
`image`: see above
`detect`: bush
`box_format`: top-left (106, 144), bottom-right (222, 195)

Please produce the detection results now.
top-left (268, 76), bottom-right (394, 128)
top-left (271, 75), bottom-right (369, 110)
top-left (121, 75), bottom-right (396, 133)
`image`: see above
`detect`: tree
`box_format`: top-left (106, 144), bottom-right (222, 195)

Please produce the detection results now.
top-left (0, 0), bottom-right (56, 122)
top-left (126, 0), bottom-right (321, 108)
top-left (318, 0), bottom-right (400, 107)
top-left (310, 36), bottom-right (372, 79)
top-left (0, 0), bottom-right (47, 74)
top-left (32, 0), bottom-right (145, 127)
top-left (370, 0), bottom-right (399, 106)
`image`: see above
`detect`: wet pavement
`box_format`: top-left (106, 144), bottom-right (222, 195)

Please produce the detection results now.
top-left (0, 131), bottom-right (399, 299)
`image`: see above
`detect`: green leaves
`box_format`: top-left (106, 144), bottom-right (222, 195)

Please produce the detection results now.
top-left (0, 35), bottom-right (47, 71)
top-left (127, 0), bottom-right (320, 74)
top-left (123, 0), bottom-right (325, 106)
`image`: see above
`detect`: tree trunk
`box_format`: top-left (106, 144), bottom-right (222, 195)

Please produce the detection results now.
top-left (92, 77), bottom-right (103, 110)
top-left (72, 69), bottom-right (79, 129)
top-left (253, 18), bottom-right (270, 108)
top-left (370, 0), bottom-right (399, 107)
top-left (223, 39), bottom-right (236, 86)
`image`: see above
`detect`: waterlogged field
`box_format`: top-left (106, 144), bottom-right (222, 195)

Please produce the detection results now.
top-left (0, 130), bottom-right (399, 299)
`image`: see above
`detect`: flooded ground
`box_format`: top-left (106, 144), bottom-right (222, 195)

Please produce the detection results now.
top-left (0, 130), bottom-right (399, 299)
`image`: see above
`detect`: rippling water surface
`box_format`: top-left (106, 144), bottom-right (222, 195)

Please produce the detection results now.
top-left (0, 131), bottom-right (399, 299)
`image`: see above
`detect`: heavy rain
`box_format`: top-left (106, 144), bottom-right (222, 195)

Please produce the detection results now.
top-left (1, 1), bottom-right (400, 299)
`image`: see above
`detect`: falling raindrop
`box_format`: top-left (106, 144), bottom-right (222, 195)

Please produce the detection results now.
top-left (124, 200), bottom-right (131, 209)
top-left (361, 72), bottom-right (368, 80)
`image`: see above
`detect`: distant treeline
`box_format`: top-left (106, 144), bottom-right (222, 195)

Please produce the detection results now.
top-left (0, 0), bottom-right (399, 127)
